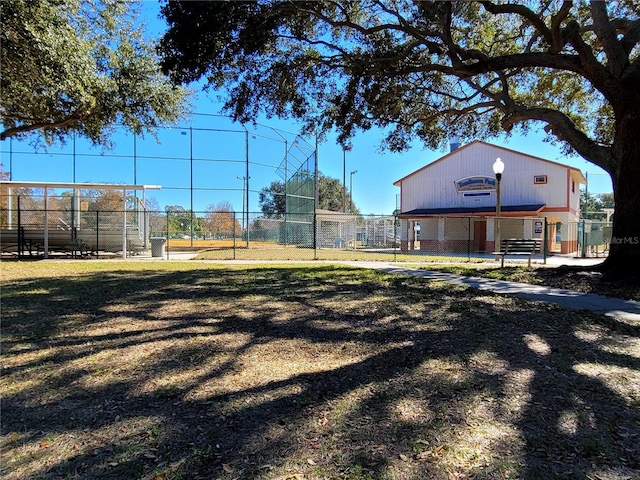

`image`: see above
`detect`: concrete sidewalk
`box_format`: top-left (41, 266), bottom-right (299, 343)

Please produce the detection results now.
top-left (124, 253), bottom-right (639, 322)
top-left (352, 262), bottom-right (640, 323)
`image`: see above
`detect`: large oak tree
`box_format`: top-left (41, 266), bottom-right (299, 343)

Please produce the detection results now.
top-left (1, 0), bottom-right (190, 146)
top-left (159, 1), bottom-right (640, 272)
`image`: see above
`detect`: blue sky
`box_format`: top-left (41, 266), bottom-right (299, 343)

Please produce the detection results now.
top-left (0, 1), bottom-right (613, 215)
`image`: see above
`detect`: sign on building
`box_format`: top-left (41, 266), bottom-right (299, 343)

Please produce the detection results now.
top-left (454, 176), bottom-right (497, 193)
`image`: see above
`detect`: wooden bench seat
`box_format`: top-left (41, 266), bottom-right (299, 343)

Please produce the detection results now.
top-left (64, 238), bottom-right (92, 258)
top-left (492, 238), bottom-right (542, 268)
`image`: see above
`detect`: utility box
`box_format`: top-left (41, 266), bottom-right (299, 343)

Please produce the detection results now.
top-left (150, 237), bottom-right (166, 257)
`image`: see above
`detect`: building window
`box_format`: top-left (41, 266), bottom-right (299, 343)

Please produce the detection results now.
top-left (534, 175), bottom-right (548, 184)
top-left (572, 180), bottom-right (575, 193)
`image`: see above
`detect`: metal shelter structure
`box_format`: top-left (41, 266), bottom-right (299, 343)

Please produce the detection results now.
top-left (1, 181), bottom-right (160, 258)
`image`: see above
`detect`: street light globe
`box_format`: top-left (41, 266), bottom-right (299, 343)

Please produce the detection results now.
top-left (492, 157), bottom-right (505, 175)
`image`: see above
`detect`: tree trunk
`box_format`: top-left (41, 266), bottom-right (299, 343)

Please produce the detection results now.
top-left (601, 107), bottom-right (640, 275)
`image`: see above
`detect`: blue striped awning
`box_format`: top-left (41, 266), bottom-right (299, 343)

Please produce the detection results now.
top-left (399, 204), bottom-right (546, 217)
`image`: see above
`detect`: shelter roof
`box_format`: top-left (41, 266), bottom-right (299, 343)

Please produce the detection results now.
top-left (0, 181), bottom-right (160, 190)
top-left (399, 203), bottom-right (546, 217)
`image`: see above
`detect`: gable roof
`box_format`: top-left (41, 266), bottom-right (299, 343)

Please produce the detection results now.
top-left (393, 140), bottom-right (587, 186)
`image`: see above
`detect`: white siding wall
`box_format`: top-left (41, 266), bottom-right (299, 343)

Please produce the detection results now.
top-left (502, 218), bottom-right (525, 239)
top-left (421, 218), bottom-right (438, 240)
top-left (569, 172), bottom-right (581, 213)
top-left (400, 143), bottom-right (571, 212)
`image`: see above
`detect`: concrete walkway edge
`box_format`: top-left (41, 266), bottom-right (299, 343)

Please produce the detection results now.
top-left (351, 262), bottom-right (640, 322)
top-left (105, 254), bottom-right (640, 322)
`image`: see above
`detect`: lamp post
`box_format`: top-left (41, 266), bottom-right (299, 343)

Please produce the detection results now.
top-left (493, 157), bottom-right (505, 251)
top-left (349, 170), bottom-right (358, 213)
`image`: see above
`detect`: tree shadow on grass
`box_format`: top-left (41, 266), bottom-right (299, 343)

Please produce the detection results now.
top-left (1, 265), bottom-right (639, 479)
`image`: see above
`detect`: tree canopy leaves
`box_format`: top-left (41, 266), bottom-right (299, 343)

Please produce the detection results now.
top-left (160, 1), bottom-right (640, 271)
top-left (1, 0), bottom-right (191, 146)
top-left (160, 2), bottom-right (637, 168)
top-left (259, 174), bottom-right (359, 216)
top-left (259, 181), bottom-right (287, 216)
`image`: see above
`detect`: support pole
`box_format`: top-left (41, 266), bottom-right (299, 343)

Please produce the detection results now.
top-left (467, 216), bottom-right (471, 261)
top-left (313, 135), bottom-right (318, 258)
top-left (122, 189), bottom-right (127, 259)
top-left (190, 126), bottom-right (194, 247)
top-left (7, 187), bottom-right (12, 229)
top-left (8, 138), bottom-right (13, 228)
top-left (74, 188), bottom-right (80, 229)
top-left (44, 189), bottom-right (49, 258)
top-left (342, 148), bottom-right (346, 212)
top-left (284, 140), bottom-right (287, 246)
top-left (17, 196), bottom-right (22, 258)
top-left (245, 129), bottom-right (250, 248)
top-left (142, 189), bottom-right (148, 250)
top-left (133, 133), bottom-right (137, 186)
top-left (233, 211), bottom-right (237, 260)
top-left (544, 216), bottom-right (549, 263)
top-left (9, 137), bottom-right (13, 181)
top-left (495, 175), bottom-right (502, 252)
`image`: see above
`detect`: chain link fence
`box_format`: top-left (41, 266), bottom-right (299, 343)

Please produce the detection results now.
top-left (0, 191), bottom-right (148, 257)
top-left (2, 200), bottom-right (611, 261)
top-left (153, 211), bottom-right (401, 261)
top-left (399, 216), bottom-right (610, 260)
top-left (575, 220), bottom-right (612, 258)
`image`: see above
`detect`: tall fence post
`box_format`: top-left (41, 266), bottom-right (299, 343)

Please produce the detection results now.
top-left (406, 219), bottom-right (411, 252)
top-left (467, 217), bottom-right (471, 261)
top-left (96, 210), bottom-right (99, 258)
top-left (313, 211), bottom-right (318, 260)
top-left (233, 211), bottom-right (237, 260)
top-left (17, 196), bottom-right (22, 258)
top-left (581, 218), bottom-right (587, 258)
top-left (283, 212), bottom-right (287, 246)
top-left (394, 215), bottom-right (398, 262)
top-left (43, 189), bottom-right (49, 259)
top-left (166, 211), bottom-right (170, 260)
top-left (543, 217), bottom-right (548, 264)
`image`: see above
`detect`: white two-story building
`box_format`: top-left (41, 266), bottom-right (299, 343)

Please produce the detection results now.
top-left (394, 140), bottom-right (587, 254)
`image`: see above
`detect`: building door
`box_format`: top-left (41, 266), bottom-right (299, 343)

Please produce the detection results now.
top-left (473, 220), bottom-right (487, 252)
top-left (546, 217), bottom-right (561, 252)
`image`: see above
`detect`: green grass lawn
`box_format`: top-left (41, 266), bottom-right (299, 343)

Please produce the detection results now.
top-left (193, 246), bottom-right (493, 264)
top-left (1, 261), bottom-right (639, 479)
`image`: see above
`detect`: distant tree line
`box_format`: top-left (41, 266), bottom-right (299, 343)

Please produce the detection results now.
top-left (581, 191), bottom-right (614, 221)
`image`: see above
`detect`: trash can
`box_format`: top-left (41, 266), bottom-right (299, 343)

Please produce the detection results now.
top-left (150, 237), bottom-right (166, 257)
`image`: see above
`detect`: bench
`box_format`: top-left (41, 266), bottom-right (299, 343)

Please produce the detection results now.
top-left (492, 238), bottom-right (542, 267)
top-left (0, 229), bottom-right (43, 257)
top-left (64, 238), bottom-right (92, 258)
